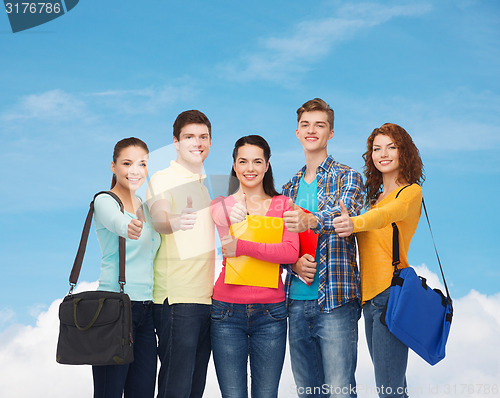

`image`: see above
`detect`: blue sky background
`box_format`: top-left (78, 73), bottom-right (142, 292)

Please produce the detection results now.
top-left (1, 0), bottom-right (499, 331)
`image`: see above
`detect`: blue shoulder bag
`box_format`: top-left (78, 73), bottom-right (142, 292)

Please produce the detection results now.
top-left (382, 185), bottom-right (453, 365)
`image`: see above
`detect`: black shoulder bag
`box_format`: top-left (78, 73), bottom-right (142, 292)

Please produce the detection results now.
top-left (56, 191), bottom-right (134, 366)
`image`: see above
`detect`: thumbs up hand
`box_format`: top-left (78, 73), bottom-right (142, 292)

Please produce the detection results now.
top-left (283, 199), bottom-right (317, 233)
top-left (230, 193), bottom-right (247, 224)
top-left (332, 200), bottom-right (354, 237)
top-left (221, 234), bottom-right (238, 258)
top-left (179, 195), bottom-right (197, 231)
top-left (128, 218), bottom-right (143, 240)
top-left (339, 200), bottom-right (349, 216)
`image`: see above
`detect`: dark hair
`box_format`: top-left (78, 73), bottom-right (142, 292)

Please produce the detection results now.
top-left (363, 123), bottom-right (425, 207)
top-left (173, 110), bottom-right (211, 140)
top-left (111, 137), bottom-right (149, 189)
top-left (228, 135), bottom-right (279, 197)
top-left (296, 98), bottom-right (334, 131)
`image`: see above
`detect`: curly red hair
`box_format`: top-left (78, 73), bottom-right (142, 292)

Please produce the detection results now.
top-left (363, 123), bottom-right (425, 207)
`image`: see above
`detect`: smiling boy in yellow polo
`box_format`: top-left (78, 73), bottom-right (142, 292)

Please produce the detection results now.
top-left (146, 110), bottom-right (215, 398)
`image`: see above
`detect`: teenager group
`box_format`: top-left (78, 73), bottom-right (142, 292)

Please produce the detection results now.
top-left (91, 98), bottom-right (425, 398)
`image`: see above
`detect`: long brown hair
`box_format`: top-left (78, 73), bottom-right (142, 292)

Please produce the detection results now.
top-left (110, 137), bottom-right (149, 189)
top-left (363, 123), bottom-right (424, 207)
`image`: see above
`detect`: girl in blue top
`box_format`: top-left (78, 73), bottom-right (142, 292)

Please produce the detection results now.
top-left (92, 137), bottom-right (160, 398)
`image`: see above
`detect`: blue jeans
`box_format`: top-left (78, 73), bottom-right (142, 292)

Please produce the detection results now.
top-left (153, 301), bottom-right (211, 398)
top-left (288, 299), bottom-right (361, 398)
top-left (211, 300), bottom-right (288, 398)
top-left (363, 288), bottom-right (409, 398)
top-left (92, 301), bottom-right (157, 398)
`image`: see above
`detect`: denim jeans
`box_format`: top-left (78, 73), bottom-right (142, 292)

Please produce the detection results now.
top-left (92, 301), bottom-right (157, 398)
top-left (363, 288), bottom-right (409, 398)
top-left (153, 301), bottom-right (211, 398)
top-left (211, 300), bottom-right (288, 398)
top-left (288, 299), bottom-right (361, 398)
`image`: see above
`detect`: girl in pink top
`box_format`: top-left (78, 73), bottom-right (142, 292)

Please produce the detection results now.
top-left (210, 135), bottom-right (299, 398)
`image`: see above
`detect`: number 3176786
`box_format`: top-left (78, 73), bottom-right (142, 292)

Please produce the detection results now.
top-left (5, 2), bottom-right (62, 14)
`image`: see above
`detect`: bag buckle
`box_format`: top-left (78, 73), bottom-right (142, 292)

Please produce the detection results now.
top-left (68, 283), bottom-right (76, 295)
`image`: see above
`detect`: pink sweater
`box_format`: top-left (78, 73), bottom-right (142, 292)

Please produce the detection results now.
top-left (211, 195), bottom-right (299, 304)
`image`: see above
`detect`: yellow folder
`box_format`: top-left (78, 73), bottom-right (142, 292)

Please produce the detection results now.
top-left (225, 215), bottom-right (284, 288)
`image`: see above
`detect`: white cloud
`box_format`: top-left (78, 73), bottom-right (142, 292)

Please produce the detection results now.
top-left (0, 307), bottom-right (16, 329)
top-left (0, 82), bottom-right (198, 126)
top-left (90, 83), bottom-right (199, 115)
top-left (1, 89), bottom-right (89, 122)
top-left (404, 289), bottom-right (500, 397)
top-left (28, 303), bottom-right (49, 319)
top-left (1, 276), bottom-right (499, 397)
top-left (0, 298), bottom-right (90, 398)
top-left (221, 2), bottom-right (431, 84)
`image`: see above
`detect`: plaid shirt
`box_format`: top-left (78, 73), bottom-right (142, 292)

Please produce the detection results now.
top-left (282, 155), bottom-right (365, 312)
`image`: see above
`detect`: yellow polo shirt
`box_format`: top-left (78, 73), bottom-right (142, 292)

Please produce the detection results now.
top-left (146, 161), bottom-right (215, 305)
top-left (352, 184), bottom-right (422, 303)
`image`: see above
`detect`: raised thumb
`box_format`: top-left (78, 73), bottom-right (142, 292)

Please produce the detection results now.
top-left (187, 196), bottom-right (193, 208)
top-left (339, 200), bottom-right (348, 216)
top-left (240, 193), bottom-right (247, 207)
top-left (288, 199), bottom-right (297, 210)
top-left (136, 205), bottom-right (145, 222)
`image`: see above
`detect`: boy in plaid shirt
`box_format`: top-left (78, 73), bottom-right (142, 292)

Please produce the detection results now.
top-left (282, 98), bottom-right (365, 398)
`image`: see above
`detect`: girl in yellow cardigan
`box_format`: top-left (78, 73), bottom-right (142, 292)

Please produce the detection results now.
top-left (333, 123), bottom-right (424, 398)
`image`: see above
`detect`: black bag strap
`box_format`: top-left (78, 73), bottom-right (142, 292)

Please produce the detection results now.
top-left (390, 185), bottom-right (411, 268)
top-left (68, 191), bottom-right (126, 294)
top-left (421, 198), bottom-right (451, 300)
top-left (391, 185), bottom-right (451, 300)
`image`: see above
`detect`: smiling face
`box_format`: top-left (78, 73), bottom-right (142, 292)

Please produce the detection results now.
top-left (372, 133), bottom-right (400, 177)
top-left (233, 144), bottom-right (269, 191)
top-left (174, 123), bottom-right (212, 172)
top-left (296, 110), bottom-right (334, 154)
top-left (111, 145), bottom-right (148, 193)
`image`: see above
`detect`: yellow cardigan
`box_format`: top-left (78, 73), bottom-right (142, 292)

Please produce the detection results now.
top-left (353, 184), bottom-right (422, 303)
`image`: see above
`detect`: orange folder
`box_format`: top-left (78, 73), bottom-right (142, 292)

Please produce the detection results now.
top-left (225, 215), bottom-right (284, 288)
